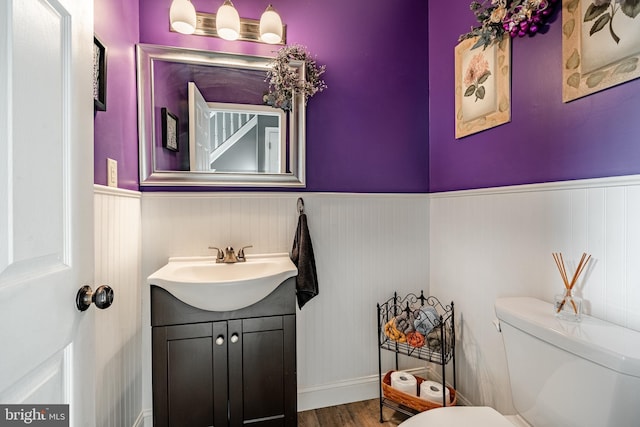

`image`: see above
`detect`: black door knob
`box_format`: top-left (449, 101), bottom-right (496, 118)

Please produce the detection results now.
top-left (94, 285), bottom-right (114, 309)
top-left (76, 285), bottom-right (114, 311)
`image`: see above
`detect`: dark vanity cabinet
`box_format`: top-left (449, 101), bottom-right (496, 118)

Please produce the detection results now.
top-left (151, 278), bottom-right (297, 427)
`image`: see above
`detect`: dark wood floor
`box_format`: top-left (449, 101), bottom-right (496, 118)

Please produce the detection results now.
top-left (298, 399), bottom-right (411, 427)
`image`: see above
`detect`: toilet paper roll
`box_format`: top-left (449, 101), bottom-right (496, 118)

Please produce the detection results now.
top-left (419, 380), bottom-right (450, 405)
top-left (390, 371), bottom-right (417, 396)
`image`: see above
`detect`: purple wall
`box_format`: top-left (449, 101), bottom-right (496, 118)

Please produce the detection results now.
top-left (135, 0), bottom-right (431, 192)
top-left (94, 0), bottom-right (640, 193)
top-left (153, 61), bottom-right (189, 171)
top-left (94, 0), bottom-right (140, 191)
top-left (428, 1), bottom-right (640, 192)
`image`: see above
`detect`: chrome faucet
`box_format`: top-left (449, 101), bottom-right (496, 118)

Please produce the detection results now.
top-left (237, 245), bottom-right (252, 262)
top-left (208, 245), bottom-right (252, 263)
top-left (208, 246), bottom-right (224, 262)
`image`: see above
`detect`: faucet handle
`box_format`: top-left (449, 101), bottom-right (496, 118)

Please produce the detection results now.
top-left (208, 246), bottom-right (224, 261)
top-left (238, 245), bottom-right (253, 260)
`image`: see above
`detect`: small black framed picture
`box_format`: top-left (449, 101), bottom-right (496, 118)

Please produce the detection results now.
top-left (93, 35), bottom-right (107, 111)
top-left (161, 107), bottom-right (179, 152)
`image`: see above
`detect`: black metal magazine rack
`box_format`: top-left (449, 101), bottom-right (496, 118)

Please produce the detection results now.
top-left (377, 291), bottom-right (456, 421)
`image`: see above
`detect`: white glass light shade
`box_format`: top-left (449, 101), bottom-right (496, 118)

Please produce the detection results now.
top-left (216, 0), bottom-right (240, 41)
top-left (259, 5), bottom-right (283, 44)
top-left (169, 0), bottom-right (197, 35)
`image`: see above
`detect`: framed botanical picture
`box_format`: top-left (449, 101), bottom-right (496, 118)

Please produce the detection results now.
top-left (161, 107), bottom-right (179, 152)
top-left (455, 37), bottom-right (511, 139)
top-left (562, 0), bottom-right (640, 102)
top-left (93, 35), bottom-right (107, 111)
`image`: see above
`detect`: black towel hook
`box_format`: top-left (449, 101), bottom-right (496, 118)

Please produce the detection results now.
top-left (297, 197), bottom-right (305, 214)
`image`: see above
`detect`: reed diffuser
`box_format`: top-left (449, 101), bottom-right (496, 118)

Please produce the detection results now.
top-left (552, 252), bottom-right (590, 321)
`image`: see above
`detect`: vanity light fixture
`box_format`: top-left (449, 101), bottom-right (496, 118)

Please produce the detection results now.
top-left (215, 0), bottom-right (241, 41)
top-left (169, 0), bottom-right (197, 35)
top-left (169, 0), bottom-right (286, 45)
top-left (259, 5), bottom-right (283, 44)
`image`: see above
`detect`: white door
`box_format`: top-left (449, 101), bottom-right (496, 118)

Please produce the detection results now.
top-left (0, 1), bottom-right (95, 426)
top-left (264, 127), bottom-right (281, 173)
top-left (188, 81), bottom-right (212, 171)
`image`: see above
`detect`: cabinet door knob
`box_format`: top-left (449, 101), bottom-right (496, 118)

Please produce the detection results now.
top-left (215, 335), bottom-right (224, 346)
top-left (230, 333), bottom-right (239, 343)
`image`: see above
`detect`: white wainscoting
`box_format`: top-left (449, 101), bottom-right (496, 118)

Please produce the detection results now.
top-left (429, 175), bottom-right (640, 415)
top-left (140, 192), bottom-right (430, 415)
top-left (97, 175), bottom-right (640, 422)
top-left (94, 185), bottom-right (143, 427)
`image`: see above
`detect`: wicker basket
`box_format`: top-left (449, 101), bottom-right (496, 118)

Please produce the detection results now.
top-left (382, 370), bottom-right (457, 412)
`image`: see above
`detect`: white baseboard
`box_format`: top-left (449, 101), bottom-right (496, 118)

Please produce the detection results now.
top-left (297, 375), bottom-right (379, 412)
top-left (139, 409), bottom-right (152, 427)
top-left (297, 367), bottom-right (429, 412)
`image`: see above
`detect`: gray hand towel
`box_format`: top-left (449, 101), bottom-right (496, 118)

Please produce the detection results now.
top-left (291, 213), bottom-right (319, 309)
top-left (414, 306), bottom-right (440, 336)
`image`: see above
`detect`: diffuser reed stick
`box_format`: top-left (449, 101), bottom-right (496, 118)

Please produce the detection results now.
top-left (552, 252), bottom-right (590, 315)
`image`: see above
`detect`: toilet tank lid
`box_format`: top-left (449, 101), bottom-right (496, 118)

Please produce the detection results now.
top-left (495, 297), bottom-right (640, 378)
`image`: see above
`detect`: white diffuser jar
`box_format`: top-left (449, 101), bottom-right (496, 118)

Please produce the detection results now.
top-left (554, 291), bottom-right (582, 322)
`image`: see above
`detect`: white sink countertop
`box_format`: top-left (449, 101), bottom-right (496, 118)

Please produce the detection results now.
top-left (148, 253), bottom-right (298, 311)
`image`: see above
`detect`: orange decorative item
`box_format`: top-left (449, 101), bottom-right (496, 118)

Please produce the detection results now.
top-left (384, 318), bottom-right (407, 343)
top-left (406, 331), bottom-right (426, 348)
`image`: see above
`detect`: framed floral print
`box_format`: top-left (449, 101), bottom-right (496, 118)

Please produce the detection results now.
top-left (455, 37), bottom-right (511, 139)
top-left (562, 0), bottom-right (640, 102)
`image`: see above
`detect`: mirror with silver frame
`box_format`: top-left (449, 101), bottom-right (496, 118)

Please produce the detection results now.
top-left (136, 43), bottom-right (306, 187)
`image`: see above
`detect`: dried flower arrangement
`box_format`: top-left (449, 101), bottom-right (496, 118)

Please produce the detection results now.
top-left (459, 0), bottom-right (560, 50)
top-left (264, 44), bottom-right (327, 111)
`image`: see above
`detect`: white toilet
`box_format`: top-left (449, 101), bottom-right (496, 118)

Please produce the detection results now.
top-left (400, 297), bottom-right (640, 427)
